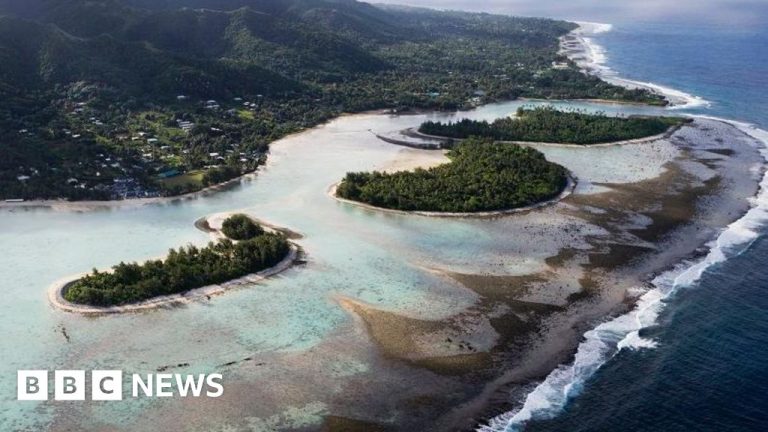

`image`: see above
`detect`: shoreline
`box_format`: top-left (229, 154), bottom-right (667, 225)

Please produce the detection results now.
top-left (0, 84), bottom-right (678, 213)
top-left (0, 109), bottom-right (392, 212)
top-left (404, 122), bottom-right (685, 149)
top-left (472, 22), bottom-right (768, 431)
top-left (327, 174), bottom-right (577, 219)
top-left (47, 215), bottom-right (301, 316)
top-left (561, 21), bottom-right (710, 110)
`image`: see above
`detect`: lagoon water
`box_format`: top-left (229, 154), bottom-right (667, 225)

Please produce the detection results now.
top-left (1, 20), bottom-right (767, 432)
top-left (0, 99), bottom-right (668, 430)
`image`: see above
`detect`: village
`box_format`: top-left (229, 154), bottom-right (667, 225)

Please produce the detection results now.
top-left (5, 92), bottom-right (271, 201)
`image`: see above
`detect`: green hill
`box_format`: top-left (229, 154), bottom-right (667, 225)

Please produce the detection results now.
top-left (0, 0), bottom-right (666, 201)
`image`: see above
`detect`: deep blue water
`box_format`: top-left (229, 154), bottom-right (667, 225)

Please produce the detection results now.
top-left (525, 21), bottom-right (768, 432)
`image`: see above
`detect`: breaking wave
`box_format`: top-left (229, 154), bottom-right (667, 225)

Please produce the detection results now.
top-left (478, 23), bottom-right (768, 432)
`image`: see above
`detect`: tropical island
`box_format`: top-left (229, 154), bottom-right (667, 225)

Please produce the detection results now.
top-left (418, 107), bottom-right (689, 145)
top-left (336, 138), bottom-right (568, 213)
top-left (0, 0), bottom-right (665, 202)
top-left (62, 214), bottom-right (292, 307)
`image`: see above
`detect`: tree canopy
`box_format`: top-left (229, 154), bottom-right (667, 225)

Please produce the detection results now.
top-left (221, 213), bottom-right (264, 240)
top-left (64, 227), bottom-right (290, 306)
top-left (336, 138), bottom-right (567, 212)
top-left (419, 107), bottom-right (687, 145)
top-left (0, 2), bottom-right (665, 201)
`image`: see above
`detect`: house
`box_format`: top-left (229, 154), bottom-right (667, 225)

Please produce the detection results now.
top-left (157, 169), bottom-right (180, 179)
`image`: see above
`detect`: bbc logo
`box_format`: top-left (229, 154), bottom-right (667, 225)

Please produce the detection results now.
top-left (18, 370), bottom-right (122, 401)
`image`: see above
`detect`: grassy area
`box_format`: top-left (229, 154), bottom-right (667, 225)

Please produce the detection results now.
top-left (157, 170), bottom-right (205, 189)
top-left (237, 109), bottom-right (255, 121)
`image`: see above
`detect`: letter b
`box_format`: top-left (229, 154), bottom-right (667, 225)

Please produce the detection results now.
top-left (55, 370), bottom-right (85, 401)
top-left (17, 370), bottom-right (48, 401)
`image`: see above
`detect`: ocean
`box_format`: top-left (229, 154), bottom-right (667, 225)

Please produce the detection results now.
top-left (482, 20), bottom-right (768, 432)
top-left (1, 16), bottom-right (766, 432)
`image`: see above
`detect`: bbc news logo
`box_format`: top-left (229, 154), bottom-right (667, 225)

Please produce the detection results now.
top-left (17, 370), bottom-right (223, 401)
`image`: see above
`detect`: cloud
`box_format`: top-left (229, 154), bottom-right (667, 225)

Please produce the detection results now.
top-left (373, 0), bottom-right (768, 27)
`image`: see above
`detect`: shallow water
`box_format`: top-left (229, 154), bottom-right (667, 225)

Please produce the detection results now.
top-left (484, 20), bottom-right (768, 432)
top-left (0, 99), bottom-right (678, 430)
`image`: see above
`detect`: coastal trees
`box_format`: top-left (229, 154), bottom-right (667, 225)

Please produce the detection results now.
top-left (336, 138), bottom-right (567, 212)
top-left (64, 223), bottom-right (290, 306)
top-left (419, 107), bottom-right (687, 145)
top-left (221, 214), bottom-right (264, 240)
top-left (0, 3), bottom-right (666, 201)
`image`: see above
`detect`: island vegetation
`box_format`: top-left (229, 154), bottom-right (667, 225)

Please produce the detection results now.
top-left (0, 0), bottom-right (664, 201)
top-left (64, 215), bottom-right (290, 306)
top-left (419, 107), bottom-right (688, 145)
top-left (336, 138), bottom-right (567, 213)
top-left (221, 213), bottom-right (264, 240)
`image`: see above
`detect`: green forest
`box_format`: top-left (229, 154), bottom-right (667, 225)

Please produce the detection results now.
top-left (64, 216), bottom-right (290, 306)
top-left (0, 0), bottom-right (664, 201)
top-left (419, 107), bottom-right (688, 145)
top-left (221, 213), bottom-right (264, 240)
top-left (336, 138), bottom-right (567, 212)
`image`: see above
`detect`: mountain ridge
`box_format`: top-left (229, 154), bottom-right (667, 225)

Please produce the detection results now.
top-left (0, 0), bottom-right (665, 200)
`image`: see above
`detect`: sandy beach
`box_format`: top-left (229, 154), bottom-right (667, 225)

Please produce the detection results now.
top-left (21, 26), bottom-right (768, 429)
top-left (47, 213), bottom-right (301, 315)
top-left (30, 109), bottom-right (766, 432)
top-left (404, 122), bottom-right (684, 149)
top-left (560, 22), bottom-right (710, 109)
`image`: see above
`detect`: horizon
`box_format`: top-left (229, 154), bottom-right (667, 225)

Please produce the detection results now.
top-left (374, 0), bottom-right (768, 28)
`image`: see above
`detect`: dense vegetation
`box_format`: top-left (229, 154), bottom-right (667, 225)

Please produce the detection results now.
top-left (0, 0), bottom-right (664, 200)
top-left (419, 107), bottom-right (687, 145)
top-left (64, 228), bottom-right (290, 306)
top-left (336, 138), bottom-right (567, 212)
top-left (66, 214), bottom-right (287, 306)
top-left (221, 214), bottom-right (264, 240)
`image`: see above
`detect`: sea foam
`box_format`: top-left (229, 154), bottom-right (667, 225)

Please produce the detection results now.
top-left (479, 120), bottom-right (768, 432)
top-left (477, 25), bottom-right (768, 432)
top-left (569, 22), bottom-right (710, 110)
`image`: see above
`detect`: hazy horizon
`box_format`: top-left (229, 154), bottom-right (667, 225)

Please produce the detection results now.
top-left (374, 0), bottom-right (768, 28)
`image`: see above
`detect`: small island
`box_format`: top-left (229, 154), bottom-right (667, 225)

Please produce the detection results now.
top-left (418, 107), bottom-right (688, 145)
top-left (336, 138), bottom-right (568, 213)
top-left (62, 214), bottom-right (292, 307)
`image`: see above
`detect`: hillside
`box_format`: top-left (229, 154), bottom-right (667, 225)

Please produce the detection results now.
top-left (0, 0), bottom-right (665, 201)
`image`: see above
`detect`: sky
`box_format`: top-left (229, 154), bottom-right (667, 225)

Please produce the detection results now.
top-left (373, 0), bottom-right (768, 27)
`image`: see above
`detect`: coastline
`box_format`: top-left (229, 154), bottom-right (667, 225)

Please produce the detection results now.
top-left (47, 215), bottom-right (301, 316)
top-left (0, 109), bottom-right (392, 213)
top-left (404, 123), bottom-right (685, 149)
top-left (0, 171), bottom-right (259, 212)
top-left (561, 22), bottom-right (710, 110)
top-left (473, 22), bottom-right (768, 432)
